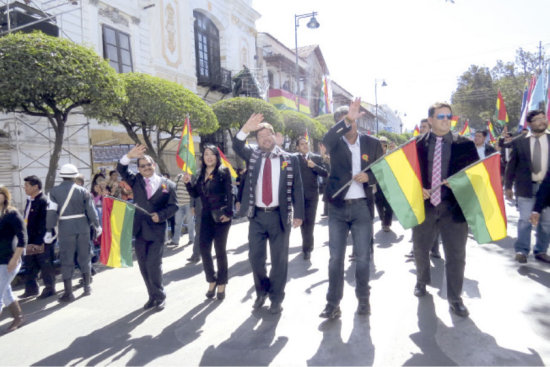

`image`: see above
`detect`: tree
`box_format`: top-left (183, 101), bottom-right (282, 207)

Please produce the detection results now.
top-left (212, 97), bottom-right (283, 136)
top-left (96, 73), bottom-right (218, 174)
top-left (315, 113), bottom-right (336, 134)
top-left (0, 31), bottom-right (124, 190)
top-left (280, 110), bottom-right (325, 150)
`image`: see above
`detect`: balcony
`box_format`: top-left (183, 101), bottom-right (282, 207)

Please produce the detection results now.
top-left (197, 66), bottom-right (232, 94)
top-left (0, 1), bottom-right (59, 37)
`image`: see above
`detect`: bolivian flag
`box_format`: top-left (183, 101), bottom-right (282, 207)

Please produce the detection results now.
top-left (447, 153), bottom-right (507, 244)
top-left (100, 197), bottom-right (135, 267)
top-left (459, 120), bottom-right (471, 136)
top-left (217, 147), bottom-right (237, 179)
top-left (413, 125), bottom-right (420, 136)
top-left (371, 140), bottom-right (425, 228)
top-left (176, 116), bottom-right (196, 174)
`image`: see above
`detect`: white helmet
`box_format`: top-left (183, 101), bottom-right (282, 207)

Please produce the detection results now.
top-left (59, 163), bottom-right (79, 178)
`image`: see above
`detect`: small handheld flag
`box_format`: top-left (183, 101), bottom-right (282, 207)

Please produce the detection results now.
top-left (176, 116), bottom-right (196, 174)
top-left (217, 147), bottom-right (238, 179)
top-left (413, 125), bottom-right (420, 136)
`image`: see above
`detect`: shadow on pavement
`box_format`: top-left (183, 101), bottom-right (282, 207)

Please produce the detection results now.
top-left (199, 311), bottom-right (286, 366)
top-left (307, 317), bottom-right (374, 366)
top-left (374, 230), bottom-right (405, 248)
top-left (517, 266), bottom-right (550, 289)
top-left (404, 294), bottom-right (544, 366)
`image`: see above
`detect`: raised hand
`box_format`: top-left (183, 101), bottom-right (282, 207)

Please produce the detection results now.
top-left (127, 144), bottom-right (147, 159)
top-left (182, 173), bottom-right (191, 184)
top-left (346, 97), bottom-right (366, 123)
top-left (241, 113), bottom-right (264, 134)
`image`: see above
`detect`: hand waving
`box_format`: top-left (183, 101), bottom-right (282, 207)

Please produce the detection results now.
top-left (127, 144), bottom-right (147, 159)
top-left (241, 113), bottom-right (264, 134)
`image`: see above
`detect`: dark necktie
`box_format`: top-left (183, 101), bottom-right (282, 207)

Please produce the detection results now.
top-left (262, 155), bottom-right (272, 206)
top-left (430, 136), bottom-right (443, 206)
top-left (533, 136), bottom-right (542, 174)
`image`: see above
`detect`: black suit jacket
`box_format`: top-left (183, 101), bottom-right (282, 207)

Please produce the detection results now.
top-left (186, 166), bottom-right (234, 218)
top-left (25, 192), bottom-right (48, 245)
top-left (505, 134), bottom-right (550, 198)
top-left (297, 153), bottom-right (328, 201)
top-left (322, 120), bottom-right (384, 207)
top-left (117, 163), bottom-right (178, 241)
top-left (416, 132), bottom-right (478, 222)
top-left (233, 136), bottom-right (305, 230)
top-left (484, 144), bottom-right (496, 157)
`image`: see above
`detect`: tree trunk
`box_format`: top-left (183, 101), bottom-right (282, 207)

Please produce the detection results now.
top-left (44, 115), bottom-right (65, 192)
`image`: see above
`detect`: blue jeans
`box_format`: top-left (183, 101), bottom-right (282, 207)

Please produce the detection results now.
top-left (171, 204), bottom-right (195, 244)
top-left (327, 199), bottom-right (373, 306)
top-left (0, 261), bottom-right (21, 312)
top-left (516, 193), bottom-right (550, 255)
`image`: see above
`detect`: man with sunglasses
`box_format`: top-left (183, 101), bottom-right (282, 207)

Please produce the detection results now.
top-left (412, 102), bottom-right (478, 317)
top-left (118, 145), bottom-right (177, 311)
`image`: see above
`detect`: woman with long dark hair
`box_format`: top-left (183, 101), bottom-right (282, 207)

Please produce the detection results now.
top-left (183, 144), bottom-right (233, 300)
top-left (0, 186), bottom-right (27, 332)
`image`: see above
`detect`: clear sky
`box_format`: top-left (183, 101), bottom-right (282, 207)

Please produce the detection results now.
top-left (252, 0), bottom-right (550, 131)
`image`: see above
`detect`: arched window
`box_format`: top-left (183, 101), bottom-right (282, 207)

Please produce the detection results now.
top-left (193, 11), bottom-right (220, 86)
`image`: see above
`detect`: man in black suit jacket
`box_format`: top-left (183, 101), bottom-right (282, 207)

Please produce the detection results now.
top-left (473, 130), bottom-right (496, 159)
top-left (319, 98), bottom-right (384, 319)
top-left (233, 114), bottom-right (304, 314)
top-left (118, 145), bottom-right (178, 311)
top-left (505, 110), bottom-right (550, 264)
top-left (412, 102), bottom-right (478, 318)
top-left (295, 136), bottom-right (328, 260)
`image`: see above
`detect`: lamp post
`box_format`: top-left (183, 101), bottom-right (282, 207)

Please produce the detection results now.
top-left (374, 79), bottom-right (387, 135)
top-left (294, 12), bottom-right (319, 112)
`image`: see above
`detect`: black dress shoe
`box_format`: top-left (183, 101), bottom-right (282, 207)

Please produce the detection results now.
top-left (143, 298), bottom-right (155, 310)
top-left (269, 302), bottom-right (283, 314)
top-left (319, 304), bottom-right (341, 319)
top-left (449, 301), bottom-right (469, 317)
top-left (534, 253), bottom-right (550, 263)
top-left (430, 250), bottom-right (442, 259)
top-left (253, 294), bottom-right (268, 309)
top-left (414, 283), bottom-right (427, 297)
top-left (357, 300), bottom-right (370, 315)
top-left (37, 288), bottom-right (55, 299)
top-left (155, 299), bottom-right (166, 311)
top-left (187, 256), bottom-right (200, 264)
top-left (303, 251), bottom-right (311, 260)
top-left (19, 290), bottom-right (39, 299)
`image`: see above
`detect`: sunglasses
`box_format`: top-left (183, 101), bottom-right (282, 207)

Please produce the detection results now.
top-left (139, 163), bottom-right (153, 169)
top-left (436, 114), bottom-right (453, 120)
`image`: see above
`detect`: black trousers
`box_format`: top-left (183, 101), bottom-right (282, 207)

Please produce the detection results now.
top-left (300, 197), bottom-right (319, 253)
top-left (22, 243), bottom-right (56, 292)
top-left (375, 191), bottom-right (393, 227)
top-left (412, 203), bottom-right (467, 303)
top-left (199, 212), bottom-right (231, 285)
top-left (134, 237), bottom-right (165, 302)
top-left (248, 209), bottom-right (290, 303)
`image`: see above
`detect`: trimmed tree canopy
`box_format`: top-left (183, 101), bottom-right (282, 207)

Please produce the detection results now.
top-left (0, 31), bottom-right (124, 190)
top-left (280, 110), bottom-right (325, 144)
top-left (212, 97), bottom-right (283, 135)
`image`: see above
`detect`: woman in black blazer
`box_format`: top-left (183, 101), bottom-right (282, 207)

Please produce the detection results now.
top-left (184, 144), bottom-right (233, 300)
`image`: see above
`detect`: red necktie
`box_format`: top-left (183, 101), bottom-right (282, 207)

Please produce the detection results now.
top-left (262, 155), bottom-right (272, 206)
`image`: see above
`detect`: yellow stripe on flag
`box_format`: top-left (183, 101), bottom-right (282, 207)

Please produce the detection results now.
top-left (465, 164), bottom-right (507, 240)
top-left (108, 200), bottom-right (126, 267)
top-left (386, 149), bottom-right (425, 224)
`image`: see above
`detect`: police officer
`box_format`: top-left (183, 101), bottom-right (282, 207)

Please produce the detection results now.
top-left (45, 164), bottom-right (100, 302)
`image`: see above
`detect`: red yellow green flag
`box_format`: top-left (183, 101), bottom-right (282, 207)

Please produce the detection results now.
top-left (459, 120), bottom-right (470, 136)
top-left (451, 115), bottom-right (459, 130)
top-left (487, 120), bottom-right (496, 143)
top-left (495, 90), bottom-right (509, 126)
top-left (176, 117), bottom-right (196, 174)
top-left (370, 140), bottom-right (425, 228)
top-left (413, 125), bottom-right (420, 136)
top-left (447, 153), bottom-right (507, 244)
top-left (304, 129), bottom-right (310, 143)
top-left (100, 197), bottom-right (135, 268)
top-left (217, 147), bottom-right (237, 179)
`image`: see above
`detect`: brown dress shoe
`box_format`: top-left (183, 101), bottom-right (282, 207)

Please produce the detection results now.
top-left (534, 253), bottom-right (550, 263)
top-left (515, 252), bottom-right (527, 263)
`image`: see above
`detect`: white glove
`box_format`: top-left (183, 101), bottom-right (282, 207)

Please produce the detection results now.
top-left (95, 226), bottom-right (102, 238)
top-left (43, 231), bottom-right (54, 244)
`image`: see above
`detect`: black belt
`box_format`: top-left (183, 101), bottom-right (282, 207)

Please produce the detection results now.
top-left (255, 206), bottom-right (279, 212)
top-left (344, 198), bottom-right (366, 204)
top-left (533, 181), bottom-right (542, 185)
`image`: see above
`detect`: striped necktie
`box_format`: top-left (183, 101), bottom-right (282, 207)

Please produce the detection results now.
top-left (430, 136), bottom-right (442, 206)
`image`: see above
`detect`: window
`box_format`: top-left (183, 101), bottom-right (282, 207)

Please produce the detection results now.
top-left (102, 25), bottom-right (133, 73)
top-left (193, 11), bottom-right (220, 85)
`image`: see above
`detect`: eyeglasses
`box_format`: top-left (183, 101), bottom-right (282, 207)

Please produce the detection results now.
top-left (436, 114), bottom-right (453, 120)
top-left (139, 163), bottom-right (153, 169)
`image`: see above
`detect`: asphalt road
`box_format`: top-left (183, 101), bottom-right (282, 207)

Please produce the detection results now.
top-left (0, 199), bottom-right (549, 366)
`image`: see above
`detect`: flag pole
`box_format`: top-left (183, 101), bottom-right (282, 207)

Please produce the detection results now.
top-left (331, 137), bottom-right (417, 199)
top-left (185, 113), bottom-right (190, 175)
top-left (105, 196), bottom-right (153, 216)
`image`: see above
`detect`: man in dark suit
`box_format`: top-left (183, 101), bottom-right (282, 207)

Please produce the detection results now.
top-left (319, 98), bottom-right (384, 319)
top-left (19, 175), bottom-right (56, 299)
top-left (295, 136), bottom-right (328, 260)
top-left (413, 102), bottom-right (478, 318)
top-left (506, 110), bottom-right (550, 264)
top-left (233, 114), bottom-right (304, 314)
top-left (473, 130), bottom-right (496, 159)
top-left (118, 145), bottom-right (178, 311)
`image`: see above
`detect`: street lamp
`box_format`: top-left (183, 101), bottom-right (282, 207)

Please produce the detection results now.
top-left (375, 79), bottom-right (387, 135)
top-left (294, 12), bottom-right (320, 112)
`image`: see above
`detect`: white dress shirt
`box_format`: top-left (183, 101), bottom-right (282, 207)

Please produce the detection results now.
top-left (342, 136), bottom-right (366, 200)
